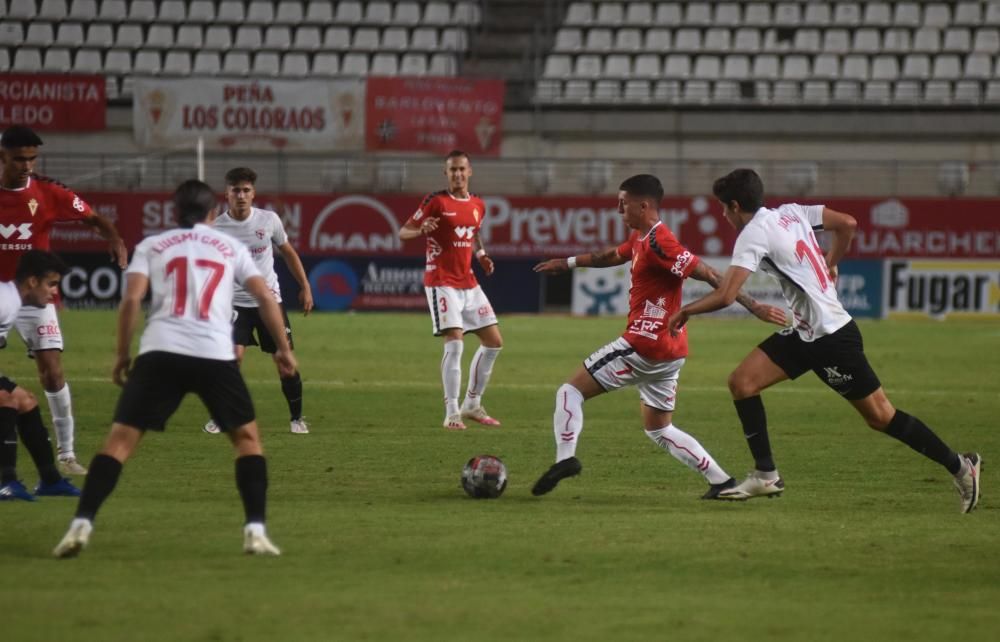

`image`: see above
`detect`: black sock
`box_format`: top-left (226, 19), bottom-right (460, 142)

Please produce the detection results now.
top-left (0, 408), bottom-right (19, 484)
top-left (76, 454), bottom-right (123, 521)
top-left (235, 455), bottom-right (268, 524)
top-left (280, 372), bottom-right (303, 421)
top-left (734, 396), bottom-right (776, 472)
top-left (16, 407), bottom-right (60, 485)
top-left (885, 410), bottom-right (961, 475)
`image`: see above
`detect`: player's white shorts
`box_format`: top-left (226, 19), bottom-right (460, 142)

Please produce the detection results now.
top-left (15, 303), bottom-right (64, 353)
top-left (584, 337), bottom-right (684, 411)
top-left (425, 285), bottom-right (498, 336)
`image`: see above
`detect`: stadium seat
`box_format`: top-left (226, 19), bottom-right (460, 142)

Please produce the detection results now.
top-left (964, 54), bottom-right (993, 79)
top-left (312, 52), bottom-right (340, 75)
top-left (674, 29), bottom-right (702, 53)
top-left (953, 80), bottom-right (981, 103)
top-left (323, 26), bottom-right (350, 49)
top-left (833, 80), bottom-right (861, 103)
top-left (341, 52), bottom-right (369, 75)
top-left (56, 22), bottom-right (85, 48)
top-left (253, 52), bottom-right (281, 76)
top-left (833, 2), bottom-right (861, 27)
top-left (713, 80), bottom-right (741, 103)
top-left (933, 55), bottom-right (961, 80)
top-left (614, 28), bottom-right (642, 52)
top-left (772, 80), bottom-right (800, 103)
top-left (822, 29), bottom-right (850, 54)
top-left (863, 2), bottom-right (892, 27)
top-left (304, 0), bottom-right (332, 24)
top-left (543, 55), bottom-right (571, 77)
top-left (901, 55), bottom-right (931, 80)
top-left (454, 1), bottom-right (481, 25)
top-left (394, 2), bottom-right (421, 26)
top-left (624, 2), bottom-right (652, 26)
top-left (423, 1), bottom-right (450, 26)
top-left (803, 3), bottom-right (831, 27)
top-left (593, 79), bottom-right (620, 102)
top-left (246, 1), bottom-right (275, 24)
top-left (275, 1), bottom-right (304, 24)
top-left (382, 28), bottom-right (408, 51)
top-left (654, 3), bottom-right (681, 25)
top-left (986, 80), bottom-right (1000, 102)
top-left (364, 1), bottom-right (392, 25)
top-left (440, 28), bottom-right (467, 50)
top-left (43, 48), bottom-right (72, 72)
top-left (400, 53), bottom-right (427, 75)
top-left (158, 0), bottom-right (185, 23)
top-left (574, 54), bottom-right (602, 78)
top-left (774, 2), bottom-right (801, 26)
top-left (596, 2), bottom-right (625, 26)
top-left (264, 26), bottom-right (292, 51)
top-left (913, 29), bottom-right (941, 53)
top-left (353, 28), bottom-right (380, 50)
top-left (163, 51), bottom-right (191, 75)
top-left (633, 54), bottom-right (661, 77)
top-left (133, 50), bottom-right (161, 75)
top-left (924, 3), bottom-right (951, 28)
top-left (802, 80), bottom-right (830, 104)
top-left (871, 55), bottom-right (900, 81)
top-left (115, 24), bottom-right (143, 49)
top-left (645, 28), bottom-right (671, 52)
top-left (792, 29), bottom-right (821, 53)
top-left (924, 80), bottom-right (952, 104)
top-left (25, 23), bottom-right (55, 48)
top-left (13, 48), bottom-right (42, 72)
top-left (584, 28), bottom-right (613, 52)
top-left (554, 29), bottom-right (582, 52)
top-left (411, 27), bottom-right (438, 51)
top-left (235, 27), bottom-right (263, 50)
top-left (176, 25), bottom-right (203, 49)
top-left (0, 48), bottom-right (7, 73)
top-left (722, 55), bottom-right (750, 79)
top-left (8, 0), bottom-right (36, 19)
top-left (744, 4), bottom-right (772, 26)
top-left (987, 2), bottom-right (1000, 26)
top-left (126, 0), bottom-right (155, 23)
top-left (187, 0), bottom-right (215, 23)
top-left (103, 49), bottom-right (131, 74)
top-left (428, 53), bottom-right (456, 75)
top-left (842, 55), bottom-right (869, 81)
top-left (0, 23), bottom-right (23, 47)
top-left (222, 51), bottom-right (250, 75)
top-left (623, 79), bottom-right (651, 102)
top-left (119, 77), bottom-right (134, 98)
top-left (217, 1), bottom-right (246, 24)
top-left (193, 51), bottom-right (221, 74)
top-left (39, 0), bottom-right (67, 20)
top-left (664, 54), bottom-right (691, 78)
top-left (98, 0), bottom-right (126, 23)
top-left (68, 0), bottom-right (98, 22)
top-left (893, 2), bottom-right (922, 28)
top-left (973, 28), bottom-right (1000, 53)
top-left (812, 54), bottom-right (840, 79)
top-left (715, 3), bottom-right (742, 27)
top-left (882, 28), bottom-right (912, 53)
top-left (943, 29), bottom-right (972, 53)
top-left (281, 52), bottom-right (309, 77)
top-left (370, 53), bottom-right (397, 75)
top-left (954, 2), bottom-right (982, 26)
top-left (73, 48), bottom-right (102, 73)
top-left (755, 53), bottom-right (783, 79)
top-left (205, 26), bottom-right (233, 50)
top-left (685, 2), bottom-right (712, 27)
top-left (733, 28), bottom-right (761, 53)
top-left (704, 28), bottom-right (731, 52)
top-left (682, 80), bottom-right (711, 104)
top-left (653, 79), bottom-right (682, 103)
top-left (863, 80), bottom-right (891, 104)
top-left (147, 25), bottom-right (174, 50)
top-left (779, 55), bottom-right (808, 80)
top-left (852, 29), bottom-right (881, 54)
top-left (604, 54), bottom-right (631, 78)
top-left (84, 22), bottom-right (112, 48)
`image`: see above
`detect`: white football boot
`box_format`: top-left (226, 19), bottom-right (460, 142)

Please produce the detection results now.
top-left (53, 518), bottom-right (93, 559)
top-left (203, 420), bottom-right (221, 434)
top-left (717, 470), bottom-right (785, 500)
top-left (289, 418), bottom-right (309, 434)
top-left (953, 452), bottom-right (982, 514)
top-left (243, 524), bottom-right (281, 556)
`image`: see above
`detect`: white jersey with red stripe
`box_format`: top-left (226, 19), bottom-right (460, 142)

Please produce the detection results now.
top-left (730, 203), bottom-right (852, 341)
top-left (126, 223), bottom-right (261, 360)
top-left (212, 207), bottom-right (287, 307)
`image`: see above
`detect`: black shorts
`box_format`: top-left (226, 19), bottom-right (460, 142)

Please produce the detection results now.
top-left (0, 376), bottom-right (17, 393)
top-left (113, 351), bottom-right (256, 432)
top-left (232, 305), bottom-right (294, 353)
top-left (758, 320), bottom-right (882, 401)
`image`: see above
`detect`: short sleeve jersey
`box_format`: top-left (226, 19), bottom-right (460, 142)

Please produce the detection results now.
top-left (616, 221), bottom-right (699, 360)
top-left (406, 190), bottom-right (485, 289)
top-left (0, 175), bottom-right (93, 280)
top-left (0, 281), bottom-right (22, 342)
top-left (730, 203), bottom-right (852, 341)
top-left (212, 207), bottom-right (287, 307)
top-left (126, 224), bottom-right (261, 360)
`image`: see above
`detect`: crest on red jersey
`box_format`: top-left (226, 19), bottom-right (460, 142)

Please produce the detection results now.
top-left (473, 208), bottom-right (480, 224)
top-left (28, 199), bottom-right (38, 217)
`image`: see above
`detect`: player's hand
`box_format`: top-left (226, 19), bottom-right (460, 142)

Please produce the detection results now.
top-left (752, 304), bottom-right (788, 326)
top-left (533, 259), bottom-right (569, 273)
top-left (112, 355), bottom-right (131, 386)
top-left (299, 287), bottom-right (314, 316)
top-left (827, 264), bottom-right (839, 283)
top-left (274, 348), bottom-right (297, 374)
top-left (109, 237), bottom-right (128, 269)
top-left (477, 253), bottom-right (495, 276)
top-left (667, 310), bottom-right (689, 337)
top-left (420, 217), bottom-right (439, 235)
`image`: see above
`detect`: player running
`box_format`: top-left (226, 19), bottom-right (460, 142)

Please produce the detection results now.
top-left (399, 150), bottom-right (503, 431)
top-left (54, 180), bottom-right (292, 558)
top-left (203, 167), bottom-right (313, 436)
top-left (667, 168), bottom-right (981, 512)
top-left (531, 174), bottom-right (786, 498)
top-left (0, 125), bottom-right (128, 475)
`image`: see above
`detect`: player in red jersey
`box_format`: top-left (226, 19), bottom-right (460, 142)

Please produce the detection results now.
top-left (531, 174), bottom-right (786, 498)
top-left (0, 126), bottom-right (128, 475)
top-left (398, 150), bottom-right (503, 431)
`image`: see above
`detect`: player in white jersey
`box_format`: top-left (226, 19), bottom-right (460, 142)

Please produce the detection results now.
top-left (668, 169), bottom-right (980, 513)
top-left (0, 251), bottom-right (81, 501)
top-left (202, 167), bottom-right (313, 436)
top-left (54, 180), bottom-right (295, 559)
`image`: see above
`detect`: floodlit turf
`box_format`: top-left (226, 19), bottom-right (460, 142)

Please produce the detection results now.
top-left (2, 310), bottom-right (998, 641)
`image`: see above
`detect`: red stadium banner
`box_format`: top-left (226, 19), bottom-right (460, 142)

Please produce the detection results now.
top-left (55, 192), bottom-right (1000, 260)
top-left (0, 74), bottom-right (105, 131)
top-left (365, 77), bottom-right (505, 156)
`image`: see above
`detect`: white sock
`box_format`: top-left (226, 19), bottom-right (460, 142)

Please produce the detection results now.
top-left (462, 346), bottom-right (501, 409)
top-left (645, 424), bottom-right (730, 485)
top-left (554, 383), bottom-right (584, 462)
top-left (441, 340), bottom-right (463, 417)
top-left (45, 384), bottom-right (75, 460)
top-left (244, 522), bottom-right (266, 536)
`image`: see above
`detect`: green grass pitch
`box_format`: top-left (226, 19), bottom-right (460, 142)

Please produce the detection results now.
top-left (1, 310), bottom-right (998, 641)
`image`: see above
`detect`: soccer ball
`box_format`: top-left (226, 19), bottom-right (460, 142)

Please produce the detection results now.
top-left (461, 455), bottom-right (508, 499)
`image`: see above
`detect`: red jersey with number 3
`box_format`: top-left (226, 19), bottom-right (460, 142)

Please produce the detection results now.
top-left (0, 175), bottom-right (94, 279)
top-left (407, 190), bottom-right (485, 289)
top-left (616, 221), bottom-right (699, 360)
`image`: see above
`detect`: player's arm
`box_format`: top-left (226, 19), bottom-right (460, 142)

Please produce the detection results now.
top-left (820, 207), bottom-right (857, 281)
top-left (400, 196), bottom-right (439, 240)
top-left (113, 272), bottom-right (149, 386)
top-left (472, 231), bottom-right (494, 276)
top-left (533, 247), bottom-right (628, 273)
top-left (689, 261), bottom-right (786, 325)
top-left (276, 242), bottom-right (314, 315)
top-left (667, 266), bottom-right (756, 335)
top-left (245, 275), bottom-right (298, 373)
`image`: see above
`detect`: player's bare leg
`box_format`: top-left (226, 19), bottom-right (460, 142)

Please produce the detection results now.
top-left (440, 328), bottom-right (466, 430)
top-left (639, 404), bottom-right (734, 499)
top-left (461, 324), bottom-right (503, 427)
top-left (228, 422), bottom-right (280, 555)
top-left (34, 350), bottom-right (85, 475)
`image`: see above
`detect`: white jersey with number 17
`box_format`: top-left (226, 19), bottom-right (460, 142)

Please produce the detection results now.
top-left (127, 223), bottom-right (261, 360)
top-left (730, 203), bottom-right (852, 342)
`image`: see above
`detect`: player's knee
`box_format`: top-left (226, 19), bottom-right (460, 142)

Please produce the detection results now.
top-left (727, 370), bottom-right (757, 398)
top-left (864, 408), bottom-right (894, 431)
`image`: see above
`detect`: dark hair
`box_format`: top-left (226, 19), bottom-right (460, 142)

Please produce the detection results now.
top-left (225, 167), bottom-right (257, 185)
top-left (446, 150), bottom-right (469, 162)
top-left (15, 250), bottom-right (67, 284)
top-left (713, 169), bottom-right (764, 213)
top-left (173, 179), bottom-right (217, 228)
top-left (619, 174), bottom-right (664, 205)
top-left (1, 125), bottom-right (44, 149)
